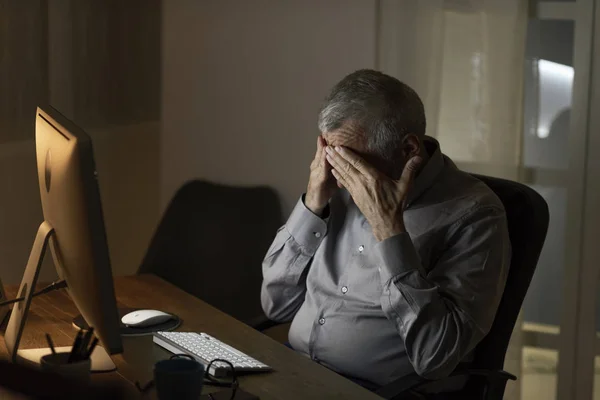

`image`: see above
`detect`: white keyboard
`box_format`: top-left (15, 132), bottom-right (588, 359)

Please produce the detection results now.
top-left (153, 331), bottom-right (271, 377)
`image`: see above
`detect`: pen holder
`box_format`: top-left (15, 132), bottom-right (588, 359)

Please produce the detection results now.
top-left (40, 352), bottom-right (91, 383)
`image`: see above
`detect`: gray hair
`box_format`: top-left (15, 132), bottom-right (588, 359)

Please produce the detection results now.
top-left (317, 69), bottom-right (426, 162)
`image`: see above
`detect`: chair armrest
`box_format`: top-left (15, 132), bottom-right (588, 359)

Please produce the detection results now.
top-left (249, 315), bottom-right (283, 332)
top-left (452, 369), bottom-right (516, 382)
top-left (375, 372), bottom-right (429, 399)
top-left (375, 368), bottom-right (516, 400)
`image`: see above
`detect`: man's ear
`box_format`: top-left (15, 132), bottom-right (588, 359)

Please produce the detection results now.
top-left (401, 134), bottom-right (422, 160)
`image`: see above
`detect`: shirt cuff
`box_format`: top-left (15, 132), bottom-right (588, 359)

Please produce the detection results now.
top-left (285, 195), bottom-right (329, 253)
top-left (375, 232), bottom-right (423, 285)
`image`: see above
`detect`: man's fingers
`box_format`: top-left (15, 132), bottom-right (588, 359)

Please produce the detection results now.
top-left (325, 147), bottom-right (358, 184)
top-left (316, 135), bottom-right (325, 153)
top-left (334, 146), bottom-right (377, 177)
top-left (314, 135), bottom-right (325, 163)
top-left (310, 135), bottom-right (328, 170)
top-left (398, 156), bottom-right (423, 192)
top-left (323, 152), bottom-right (333, 170)
top-left (331, 168), bottom-right (349, 190)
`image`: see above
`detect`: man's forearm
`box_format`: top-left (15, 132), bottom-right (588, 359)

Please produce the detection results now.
top-left (379, 267), bottom-right (481, 379)
top-left (374, 208), bottom-right (510, 379)
top-left (261, 229), bottom-right (312, 322)
top-left (260, 195), bottom-right (330, 321)
top-left (304, 195), bottom-right (331, 219)
top-left (304, 193), bottom-right (326, 216)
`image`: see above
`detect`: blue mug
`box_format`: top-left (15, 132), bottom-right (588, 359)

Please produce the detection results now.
top-left (154, 354), bottom-right (204, 400)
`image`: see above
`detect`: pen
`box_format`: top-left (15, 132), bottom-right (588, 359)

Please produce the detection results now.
top-left (69, 330), bottom-right (83, 363)
top-left (80, 327), bottom-right (94, 359)
top-left (85, 337), bottom-right (99, 360)
top-left (45, 334), bottom-right (56, 355)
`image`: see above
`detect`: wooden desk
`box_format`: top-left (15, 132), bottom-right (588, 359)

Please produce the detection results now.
top-left (0, 274), bottom-right (381, 399)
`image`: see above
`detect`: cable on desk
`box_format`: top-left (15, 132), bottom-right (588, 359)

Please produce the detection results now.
top-left (0, 280), bottom-right (68, 307)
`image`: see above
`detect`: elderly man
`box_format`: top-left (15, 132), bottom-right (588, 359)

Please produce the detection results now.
top-left (261, 69), bottom-right (510, 390)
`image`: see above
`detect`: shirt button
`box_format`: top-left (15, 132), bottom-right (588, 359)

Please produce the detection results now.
top-left (318, 318), bottom-right (325, 325)
top-left (358, 245), bottom-right (364, 252)
top-left (341, 286), bottom-right (348, 294)
top-left (314, 232), bottom-right (322, 238)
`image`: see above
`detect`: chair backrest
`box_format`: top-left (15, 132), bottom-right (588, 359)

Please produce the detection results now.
top-left (470, 175), bottom-right (549, 371)
top-left (138, 180), bottom-right (283, 327)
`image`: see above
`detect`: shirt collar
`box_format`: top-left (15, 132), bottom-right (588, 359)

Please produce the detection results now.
top-left (405, 136), bottom-right (445, 208)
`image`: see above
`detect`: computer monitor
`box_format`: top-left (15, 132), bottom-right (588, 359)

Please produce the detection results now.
top-left (4, 105), bottom-right (123, 372)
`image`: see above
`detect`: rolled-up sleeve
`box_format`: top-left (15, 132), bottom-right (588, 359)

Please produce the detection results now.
top-left (374, 205), bottom-right (511, 379)
top-left (260, 195), bottom-right (329, 322)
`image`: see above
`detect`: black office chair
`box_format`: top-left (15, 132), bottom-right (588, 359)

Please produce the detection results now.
top-left (375, 175), bottom-right (549, 400)
top-left (138, 180), bottom-right (283, 330)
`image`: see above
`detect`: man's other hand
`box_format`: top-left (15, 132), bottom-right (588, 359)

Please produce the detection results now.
top-left (305, 135), bottom-right (338, 216)
top-left (326, 145), bottom-right (422, 241)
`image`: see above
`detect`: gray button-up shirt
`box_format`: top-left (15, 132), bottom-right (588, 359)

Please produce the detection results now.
top-left (261, 138), bottom-right (511, 386)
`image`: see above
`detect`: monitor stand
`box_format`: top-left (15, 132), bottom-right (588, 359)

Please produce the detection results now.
top-left (4, 221), bottom-right (116, 372)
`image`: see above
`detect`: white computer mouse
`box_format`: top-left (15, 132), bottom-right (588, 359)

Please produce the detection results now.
top-left (121, 309), bottom-right (174, 328)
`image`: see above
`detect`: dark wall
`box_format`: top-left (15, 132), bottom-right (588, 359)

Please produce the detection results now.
top-left (0, 0), bottom-right (161, 143)
top-left (0, 1), bottom-right (49, 144)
